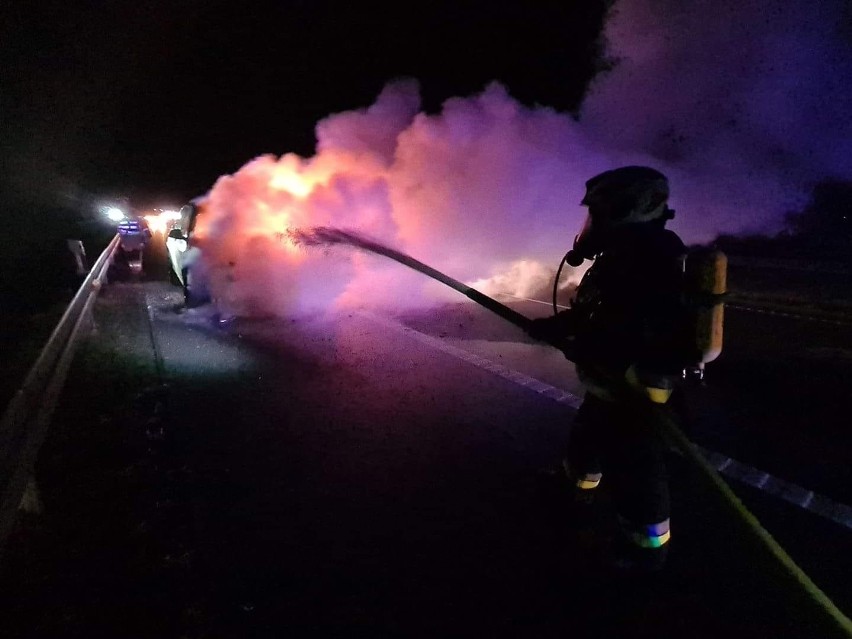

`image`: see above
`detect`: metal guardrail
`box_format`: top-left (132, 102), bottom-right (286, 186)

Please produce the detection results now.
top-left (0, 234), bottom-right (122, 553)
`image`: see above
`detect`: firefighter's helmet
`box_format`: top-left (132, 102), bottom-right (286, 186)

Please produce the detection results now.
top-left (566, 166), bottom-right (675, 264)
top-left (581, 166), bottom-right (673, 225)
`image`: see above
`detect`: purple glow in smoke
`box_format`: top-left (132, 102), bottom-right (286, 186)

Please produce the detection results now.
top-left (194, 0), bottom-right (852, 316)
top-left (583, 0), bottom-right (852, 240)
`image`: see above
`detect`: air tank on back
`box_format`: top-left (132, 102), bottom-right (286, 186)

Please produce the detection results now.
top-left (682, 248), bottom-right (727, 381)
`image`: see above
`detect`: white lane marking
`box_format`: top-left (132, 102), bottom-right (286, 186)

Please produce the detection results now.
top-left (694, 443), bottom-right (852, 530)
top-left (726, 303), bottom-right (852, 327)
top-left (360, 310), bottom-right (852, 532)
top-left (360, 310), bottom-right (582, 410)
top-left (494, 292), bottom-right (571, 310)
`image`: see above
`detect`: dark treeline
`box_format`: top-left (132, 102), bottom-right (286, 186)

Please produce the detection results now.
top-left (712, 179), bottom-right (852, 264)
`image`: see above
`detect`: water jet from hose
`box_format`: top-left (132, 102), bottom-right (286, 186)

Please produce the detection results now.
top-left (288, 226), bottom-right (572, 355)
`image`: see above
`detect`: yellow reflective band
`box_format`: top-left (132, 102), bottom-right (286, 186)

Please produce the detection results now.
top-left (645, 386), bottom-right (673, 404)
top-left (632, 529), bottom-right (671, 549)
top-left (576, 477), bottom-right (602, 490)
top-left (625, 366), bottom-right (673, 404)
top-left (622, 517), bottom-right (671, 548)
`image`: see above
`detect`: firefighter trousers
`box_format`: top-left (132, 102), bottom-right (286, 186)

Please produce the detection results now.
top-left (567, 392), bottom-right (670, 529)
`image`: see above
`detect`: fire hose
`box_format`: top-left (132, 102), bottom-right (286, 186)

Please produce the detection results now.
top-left (288, 226), bottom-right (572, 354)
top-left (289, 226), bottom-right (852, 634)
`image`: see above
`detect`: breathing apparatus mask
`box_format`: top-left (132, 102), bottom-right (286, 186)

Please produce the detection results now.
top-left (552, 166), bottom-right (675, 314)
top-left (563, 166), bottom-right (675, 266)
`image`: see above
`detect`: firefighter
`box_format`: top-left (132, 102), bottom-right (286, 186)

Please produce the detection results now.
top-left (528, 165), bottom-right (686, 572)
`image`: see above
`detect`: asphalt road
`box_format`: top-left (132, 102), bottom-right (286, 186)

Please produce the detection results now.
top-left (0, 239), bottom-right (850, 637)
top-left (395, 292), bottom-right (852, 506)
top-left (700, 306), bottom-right (852, 504)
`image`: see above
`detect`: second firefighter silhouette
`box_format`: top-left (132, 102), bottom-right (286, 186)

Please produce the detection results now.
top-left (528, 166), bottom-right (687, 571)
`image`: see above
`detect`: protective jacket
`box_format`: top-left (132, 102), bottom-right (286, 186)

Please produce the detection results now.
top-left (551, 223), bottom-right (687, 401)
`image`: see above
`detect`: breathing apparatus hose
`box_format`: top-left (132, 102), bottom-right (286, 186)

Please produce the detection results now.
top-left (552, 250), bottom-right (573, 317)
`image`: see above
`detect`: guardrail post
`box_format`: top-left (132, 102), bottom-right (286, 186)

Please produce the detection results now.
top-left (86, 280), bottom-right (101, 335)
top-left (66, 239), bottom-right (89, 276)
top-left (19, 479), bottom-right (43, 515)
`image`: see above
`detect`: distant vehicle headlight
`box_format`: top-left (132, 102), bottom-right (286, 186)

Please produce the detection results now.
top-left (105, 207), bottom-right (125, 222)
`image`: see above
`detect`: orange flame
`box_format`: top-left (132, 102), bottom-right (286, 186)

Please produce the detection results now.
top-left (143, 210), bottom-right (180, 234)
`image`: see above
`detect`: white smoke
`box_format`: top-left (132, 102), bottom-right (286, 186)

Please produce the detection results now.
top-left (196, 81), bottom-right (600, 316)
top-left (193, 0), bottom-right (852, 317)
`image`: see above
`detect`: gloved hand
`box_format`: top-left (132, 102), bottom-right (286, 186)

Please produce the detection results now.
top-left (527, 315), bottom-right (576, 360)
top-left (527, 316), bottom-right (560, 342)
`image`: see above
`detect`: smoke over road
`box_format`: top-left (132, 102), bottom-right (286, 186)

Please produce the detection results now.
top-left (193, 0), bottom-right (852, 318)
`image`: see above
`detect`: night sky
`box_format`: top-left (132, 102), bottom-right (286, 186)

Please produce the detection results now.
top-left (1, 1), bottom-right (610, 210)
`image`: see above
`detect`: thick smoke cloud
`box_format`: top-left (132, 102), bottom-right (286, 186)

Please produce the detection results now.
top-left (195, 0), bottom-right (852, 317)
top-left (584, 0), bottom-right (852, 239)
top-left (196, 81), bottom-right (600, 316)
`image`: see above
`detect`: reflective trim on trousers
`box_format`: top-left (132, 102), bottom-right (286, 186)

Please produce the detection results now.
top-left (620, 516), bottom-right (671, 549)
top-left (576, 473), bottom-right (603, 490)
top-left (562, 460), bottom-right (602, 490)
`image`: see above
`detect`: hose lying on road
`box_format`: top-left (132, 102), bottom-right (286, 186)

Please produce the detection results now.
top-left (291, 225), bottom-right (852, 636)
top-left (656, 403), bottom-right (852, 635)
